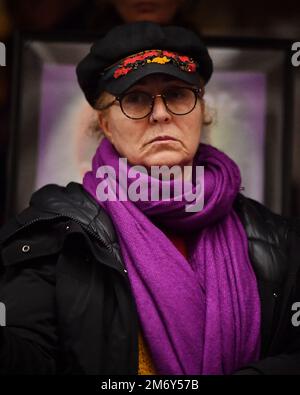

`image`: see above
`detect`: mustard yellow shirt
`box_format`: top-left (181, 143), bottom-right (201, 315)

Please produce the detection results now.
top-left (138, 331), bottom-right (157, 375)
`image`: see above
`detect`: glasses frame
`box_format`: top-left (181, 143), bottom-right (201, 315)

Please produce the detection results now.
top-left (99, 86), bottom-right (204, 120)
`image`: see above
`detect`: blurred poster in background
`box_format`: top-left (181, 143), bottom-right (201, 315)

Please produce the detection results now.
top-left (7, 37), bottom-right (293, 216)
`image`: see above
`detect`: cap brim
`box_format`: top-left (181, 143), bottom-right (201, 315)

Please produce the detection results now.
top-left (104, 63), bottom-right (201, 95)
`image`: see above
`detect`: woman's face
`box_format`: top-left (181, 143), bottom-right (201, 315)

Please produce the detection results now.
top-left (111, 0), bottom-right (184, 24)
top-left (98, 74), bottom-right (204, 169)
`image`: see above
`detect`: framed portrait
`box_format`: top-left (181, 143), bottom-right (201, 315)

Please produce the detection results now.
top-left (6, 33), bottom-right (294, 217)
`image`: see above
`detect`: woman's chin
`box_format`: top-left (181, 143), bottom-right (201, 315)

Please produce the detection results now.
top-left (143, 154), bottom-right (186, 169)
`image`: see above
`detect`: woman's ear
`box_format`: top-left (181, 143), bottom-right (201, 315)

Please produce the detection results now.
top-left (97, 111), bottom-right (114, 144)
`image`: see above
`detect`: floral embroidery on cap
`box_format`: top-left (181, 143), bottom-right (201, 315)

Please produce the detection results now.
top-left (111, 49), bottom-right (198, 79)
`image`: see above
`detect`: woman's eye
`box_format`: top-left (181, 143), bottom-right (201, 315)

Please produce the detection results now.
top-left (165, 89), bottom-right (184, 100)
top-left (126, 92), bottom-right (149, 104)
top-left (128, 93), bottom-right (141, 103)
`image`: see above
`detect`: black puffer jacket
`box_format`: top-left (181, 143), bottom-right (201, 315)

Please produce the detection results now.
top-left (0, 182), bottom-right (300, 375)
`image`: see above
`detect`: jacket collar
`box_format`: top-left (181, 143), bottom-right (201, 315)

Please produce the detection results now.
top-left (0, 182), bottom-right (117, 246)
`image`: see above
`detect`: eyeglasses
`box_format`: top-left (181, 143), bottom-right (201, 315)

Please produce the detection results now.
top-left (98, 86), bottom-right (203, 120)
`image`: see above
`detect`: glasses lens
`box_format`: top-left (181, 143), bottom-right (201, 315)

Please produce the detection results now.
top-left (164, 87), bottom-right (197, 115)
top-left (121, 91), bottom-right (152, 119)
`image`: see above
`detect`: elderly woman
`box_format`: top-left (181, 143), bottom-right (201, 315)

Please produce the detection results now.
top-left (0, 22), bottom-right (300, 376)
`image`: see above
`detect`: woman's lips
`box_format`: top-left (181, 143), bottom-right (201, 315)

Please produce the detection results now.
top-left (149, 136), bottom-right (178, 144)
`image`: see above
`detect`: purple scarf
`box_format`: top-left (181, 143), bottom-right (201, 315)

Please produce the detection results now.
top-left (82, 138), bottom-right (261, 375)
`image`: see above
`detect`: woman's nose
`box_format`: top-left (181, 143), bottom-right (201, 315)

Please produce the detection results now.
top-left (149, 96), bottom-right (172, 123)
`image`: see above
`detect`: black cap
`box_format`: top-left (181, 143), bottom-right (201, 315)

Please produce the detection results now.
top-left (76, 21), bottom-right (213, 108)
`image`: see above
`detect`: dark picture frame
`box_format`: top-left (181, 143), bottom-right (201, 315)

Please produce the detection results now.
top-left (6, 32), bottom-right (295, 219)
